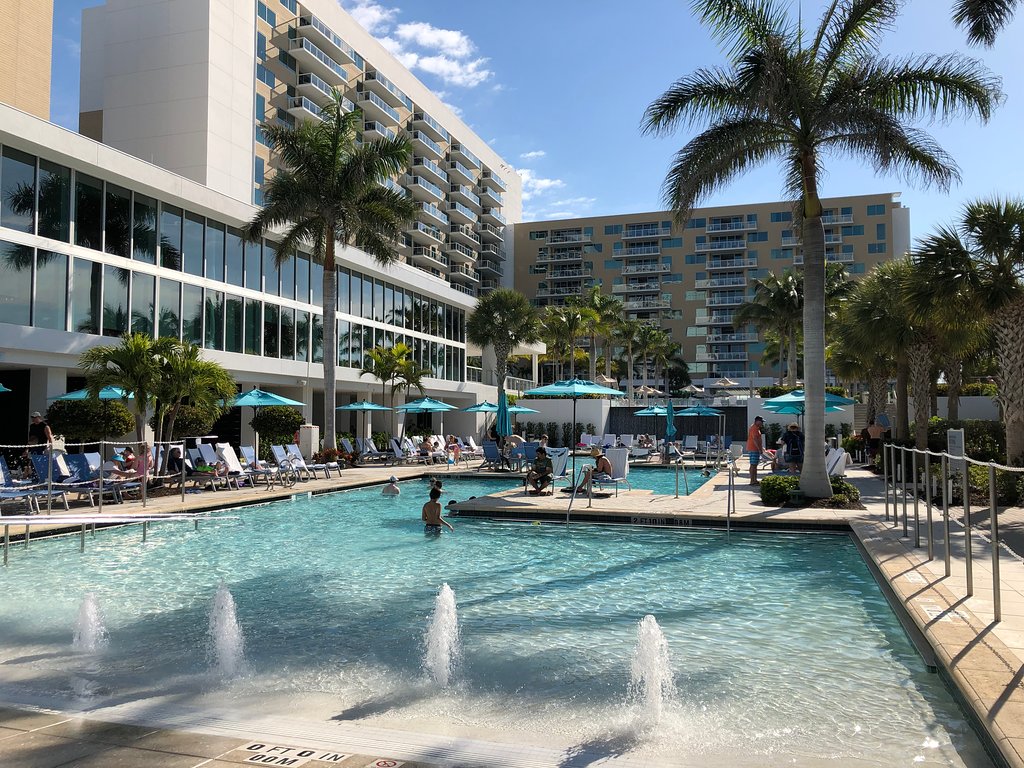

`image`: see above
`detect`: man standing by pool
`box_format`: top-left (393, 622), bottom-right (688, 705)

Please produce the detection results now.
top-left (747, 415), bottom-right (765, 485)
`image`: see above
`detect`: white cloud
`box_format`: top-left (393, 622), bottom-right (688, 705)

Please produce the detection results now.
top-left (518, 168), bottom-right (565, 201)
top-left (415, 54), bottom-right (492, 87)
top-left (395, 21), bottom-right (475, 58)
top-left (520, 150), bottom-right (546, 160)
top-left (549, 196), bottom-right (597, 207)
top-left (443, 100), bottom-right (464, 117)
top-left (544, 211), bottom-right (578, 219)
top-left (344, 1), bottom-right (398, 34)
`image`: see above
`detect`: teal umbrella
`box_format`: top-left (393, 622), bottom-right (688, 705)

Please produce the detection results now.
top-left (462, 401), bottom-right (499, 413)
top-left (496, 391), bottom-right (513, 438)
top-left (665, 399), bottom-right (677, 440)
top-left (524, 379), bottom-right (625, 477)
top-left (764, 389), bottom-right (854, 408)
top-left (0, 383), bottom-right (11, 393)
top-left (634, 405), bottom-right (667, 417)
top-left (53, 386), bottom-right (134, 401)
top-left (231, 388), bottom-right (304, 457)
top-left (506, 404), bottom-right (539, 414)
top-left (396, 397), bottom-right (457, 436)
top-left (337, 400), bottom-right (392, 445)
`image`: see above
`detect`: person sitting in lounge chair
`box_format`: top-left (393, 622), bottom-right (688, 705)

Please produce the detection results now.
top-left (103, 452), bottom-right (137, 478)
top-left (526, 446), bottom-right (553, 494)
top-left (575, 446), bottom-right (614, 494)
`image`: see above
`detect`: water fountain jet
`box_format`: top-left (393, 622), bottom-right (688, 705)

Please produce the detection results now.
top-left (208, 584), bottom-right (245, 677)
top-left (629, 614), bottom-right (675, 726)
top-left (72, 593), bottom-right (108, 653)
top-left (423, 583), bottom-right (460, 688)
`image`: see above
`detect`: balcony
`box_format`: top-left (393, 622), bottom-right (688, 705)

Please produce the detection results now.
top-left (706, 294), bottom-right (745, 307)
top-left (476, 185), bottom-right (503, 207)
top-left (450, 283), bottom-right (476, 297)
top-left (477, 259), bottom-right (502, 275)
top-left (449, 184), bottom-right (481, 209)
top-left (706, 219), bottom-right (758, 232)
top-left (449, 142), bottom-right (481, 169)
top-left (537, 286), bottom-right (583, 298)
top-left (408, 220), bottom-right (445, 247)
top-left (622, 226), bottom-right (662, 240)
top-left (411, 111), bottom-right (449, 142)
top-left (707, 256), bottom-right (759, 270)
top-left (409, 246), bottom-right (448, 270)
top-left (479, 243), bottom-right (503, 261)
top-left (704, 313), bottom-right (735, 325)
top-left (624, 298), bottom-right (671, 310)
top-left (286, 96), bottom-right (323, 123)
top-left (449, 264), bottom-right (480, 284)
top-left (548, 231), bottom-right (589, 244)
top-left (706, 331), bottom-right (759, 343)
top-left (612, 282), bottom-right (661, 294)
top-left (535, 249), bottom-right (581, 263)
top-left (363, 70), bottom-right (412, 111)
top-left (418, 201), bottom-right (449, 226)
top-left (480, 170), bottom-right (507, 192)
top-left (296, 14), bottom-right (362, 69)
top-left (793, 252), bottom-right (855, 265)
top-left (407, 175), bottom-right (444, 202)
top-left (295, 72), bottom-right (347, 107)
top-left (357, 90), bottom-right (400, 124)
top-left (616, 244), bottom-right (661, 258)
top-left (446, 240), bottom-right (476, 263)
top-left (447, 201), bottom-right (478, 225)
top-left (781, 236), bottom-right (800, 246)
top-left (821, 213), bottom-right (855, 224)
top-left (696, 351), bottom-right (749, 362)
top-left (621, 263), bottom-right (670, 275)
top-left (695, 238), bottom-right (746, 252)
top-left (363, 120), bottom-right (397, 141)
top-left (449, 223), bottom-right (480, 248)
top-left (476, 222), bottom-right (504, 243)
top-left (479, 278), bottom-right (499, 292)
top-left (411, 156), bottom-right (448, 186)
top-left (481, 207), bottom-right (506, 226)
top-left (447, 160), bottom-right (475, 185)
top-left (379, 176), bottom-right (403, 195)
top-left (824, 233), bottom-right (843, 244)
top-left (694, 275), bottom-right (747, 289)
top-left (412, 131), bottom-right (443, 158)
top-left (288, 38), bottom-right (348, 86)
top-left (549, 267), bottom-right (592, 280)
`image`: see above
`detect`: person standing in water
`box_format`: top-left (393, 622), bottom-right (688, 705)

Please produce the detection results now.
top-left (382, 475), bottom-right (401, 495)
top-left (422, 487), bottom-right (454, 534)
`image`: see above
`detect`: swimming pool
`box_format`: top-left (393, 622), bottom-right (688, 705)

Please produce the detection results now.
top-left (0, 478), bottom-right (990, 766)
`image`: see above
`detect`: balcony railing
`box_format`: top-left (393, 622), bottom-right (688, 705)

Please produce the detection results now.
top-left (535, 250), bottom-right (582, 263)
top-left (706, 219), bottom-right (757, 232)
top-left (622, 226), bottom-right (662, 239)
top-left (695, 276), bottom-right (747, 289)
top-left (411, 131), bottom-right (443, 156)
top-left (482, 207), bottom-right (506, 225)
top-left (696, 351), bottom-right (749, 362)
top-left (695, 239), bottom-right (746, 252)
top-left (623, 298), bottom-right (671, 310)
top-left (412, 111), bottom-right (449, 141)
top-left (297, 14), bottom-right (362, 68)
top-left (821, 213), bottom-right (854, 224)
top-left (449, 142), bottom-right (481, 169)
top-left (706, 331), bottom-right (759, 343)
top-left (706, 295), bottom-right (745, 307)
top-left (358, 90), bottom-right (400, 122)
top-left (707, 256), bottom-right (759, 270)
top-left (364, 70), bottom-right (412, 110)
top-left (480, 170), bottom-right (507, 192)
top-left (618, 245), bottom-right (661, 257)
top-left (548, 232), bottom-right (589, 244)
top-left (793, 252), bottom-right (855, 264)
top-left (622, 263), bottom-right (670, 275)
top-left (288, 38), bottom-right (348, 84)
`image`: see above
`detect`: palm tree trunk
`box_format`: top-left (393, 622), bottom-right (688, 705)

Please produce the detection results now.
top-left (626, 343), bottom-right (635, 401)
top-left (907, 340), bottom-right (934, 450)
top-left (798, 177), bottom-right (831, 498)
top-left (604, 340), bottom-right (613, 379)
top-left (895, 356), bottom-right (910, 441)
top-left (778, 331), bottom-right (786, 386)
top-left (322, 244), bottom-right (338, 451)
top-left (787, 331), bottom-right (798, 388)
top-left (945, 356), bottom-right (963, 422)
top-left (589, 334), bottom-right (597, 381)
top-left (868, 370), bottom-right (887, 425)
top-left (992, 297), bottom-right (1024, 464)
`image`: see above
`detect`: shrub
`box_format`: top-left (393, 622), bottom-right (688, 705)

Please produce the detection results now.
top-left (151, 404), bottom-right (218, 440)
top-left (251, 406), bottom-right (303, 459)
top-left (760, 475), bottom-right (801, 505)
top-left (935, 382), bottom-right (998, 397)
top-left (840, 422), bottom-right (852, 438)
top-left (561, 422), bottom-right (572, 450)
top-left (830, 476), bottom-right (860, 504)
top-left (46, 399), bottom-right (134, 443)
top-left (313, 448), bottom-right (340, 464)
top-left (546, 421), bottom-right (559, 447)
top-left (586, 423), bottom-right (596, 438)
top-left (925, 417), bottom-right (1004, 463)
top-left (825, 423), bottom-right (837, 439)
top-left (372, 430), bottom-right (391, 449)
top-left (766, 421), bottom-right (783, 446)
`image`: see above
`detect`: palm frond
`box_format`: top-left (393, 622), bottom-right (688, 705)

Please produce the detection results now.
top-left (641, 67), bottom-right (749, 135)
top-left (691, 0), bottom-right (792, 62)
top-left (814, 0), bottom-right (899, 78)
top-left (952, 0), bottom-right (1019, 45)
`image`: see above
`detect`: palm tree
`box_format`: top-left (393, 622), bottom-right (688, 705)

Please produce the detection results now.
top-left (643, 0), bottom-right (999, 497)
top-left (634, 324), bottom-right (667, 391)
top-left (244, 91), bottom-right (416, 451)
top-left (542, 305), bottom-right (590, 379)
top-left (540, 306), bottom-right (571, 380)
top-left (953, 0), bottom-right (1021, 45)
top-left (613, 318), bottom-right (645, 400)
top-left (829, 308), bottom-right (894, 425)
top-left (360, 343), bottom-right (413, 407)
top-left (570, 286), bottom-right (623, 380)
top-left (912, 198), bottom-right (1024, 462)
top-left (79, 332), bottom-right (180, 442)
top-left (466, 288), bottom-right (541, 401)
top-left (735, 270), bottom-right (801, 386)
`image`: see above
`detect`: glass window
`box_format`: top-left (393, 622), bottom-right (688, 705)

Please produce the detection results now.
top-left (204, 220), bottom-right (225, 283)
top-left (159, 279), bottom-right (181, 339)
top-left (384, 285), bottom-right (395, 326)
top-left (182, 212), bottom-right (203, 276)
top-left (340, 269), bottom-right (353, 314)
top-left (311, 313), bottom-right (322, 363)
top-left (182, 283), bottom-right (203, 344)
top-left (244, 298), bottom-right (261, 355)
top-left (296, 311), bottom-right (307, 362)
top-left (373, 280), bottom-right (384, 322)
top-left (362, 276), bottom-right (373, 321)
top-left (0, 240), bottom-right (32, 325)
top-left (34, 250), bottom-right (67, 330)
top-left (132, 194), bottom-right (157, 264)
top-left (225, 227), bottom-right (244, 286)
top-left (310, 259), bottom-right (323, 306)
top-left (37, 160), bottom-right (71, 242)
top-left (279, 251), bottom-right (294, 300)
top-left (338, 319), bottom-right (350, 366)
top-left (70, 258), bottom-right (101, 334)
top-left (104, 184), bottom-right (131, 258)
top-left (74, 173), bottom-right (103, 251)
top-left (244, 240), bottom-right (261, 291)
top-left (1, 147), bottom-right (36, 233)
top-left (205, 290), bottom-right (224, 350)
top-left (295, 252), bottom-right (309, 303)
top-left (225, 294), bottom-right (243, 353)
top-left (160, 204), bottom-right (183, 270)
top-left (263, 303), bottom-right (279, 357)
top-left (103, 264), bottom-right (129, 336)
top-left (280, 307), bottom-right (295, 359)
top-left (131, 271), bottom-right (155, 335)
top-left (363, 326), bottom-right (376, 367)
top-left (263, 242), bottom-right (279, 296)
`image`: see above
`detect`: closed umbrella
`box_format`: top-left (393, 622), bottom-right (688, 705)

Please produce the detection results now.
top-left (336, 400), bottom-right (392, 446)
top-left (495, 391), bottom-right (513, 438)
top-left (232, 387), bottom-right (304, 457)
top-left (524, 378), bottom-right (624, 478)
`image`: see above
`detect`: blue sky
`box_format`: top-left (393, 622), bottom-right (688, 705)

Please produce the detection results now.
top-left (50, 1), bottom-right (1023, 241)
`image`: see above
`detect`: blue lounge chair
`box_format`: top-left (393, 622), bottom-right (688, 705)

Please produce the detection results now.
top-left (479, 441), bottom-right (503, 471)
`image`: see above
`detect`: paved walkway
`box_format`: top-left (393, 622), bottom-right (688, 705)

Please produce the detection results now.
top-left (2, 459), bottom-right (1023, 767)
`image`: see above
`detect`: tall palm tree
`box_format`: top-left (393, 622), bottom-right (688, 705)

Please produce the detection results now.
top-left (79, 332), bottom-right (180, 443)
top-left (829, 307), bottom-right (894, 425)
top-left (571, 286), bottom-right (623, 380)
top-left (634, 324), bottom-right (667, 391)
top-left (360, 343), bottom-right (414, 408)
top-left (735, 270), bottom-right (802, 386)
top-left (953, 0), bottom-right (1021, 45)
top-left (912, 198), bottom-right (1024, 462)
top-left (466, 288), bottom-right (541, 401)
top-left (540, 306), bottom-right (571, 380)
top-left (245, 91), bottom-right (416, 451)
top-left (613, 318), bottom-right (644, 400)
top-left (643, 0), bottom-right (999, 496)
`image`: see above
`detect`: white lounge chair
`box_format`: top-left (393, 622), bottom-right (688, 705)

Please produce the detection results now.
top-left (285, 444), bottom-right (331, 479)
top-left (601, 433), bottom-right (617, 449)
top-left (548, 447), bottom-right (570, 491)
top-left (240, 445), bottom-right (279, 488)
top-left (826, 447), bottom-right (849, 476)
top-left (201, 443), bottom-right (241, 489)
top-left (216, 443), bottom-right (261, 488)
top-left (593, 447), bottom-right (631, 496)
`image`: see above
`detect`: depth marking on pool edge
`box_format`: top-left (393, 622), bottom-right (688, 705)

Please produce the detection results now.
top-left (237, 742), bottom-right (351, 765)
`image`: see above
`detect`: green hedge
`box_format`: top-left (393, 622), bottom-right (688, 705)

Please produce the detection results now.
top-left (760, 474), bottom-right (861, 506)
top-left (924, 417), bottom-right (1004, 463)
top-left (935, 382), bottom-right (998, 397)
top-left (758, 385), bottom-right (850, 398)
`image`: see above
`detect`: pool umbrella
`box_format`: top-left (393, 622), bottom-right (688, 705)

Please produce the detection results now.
top-left (495, 391), bottom-right (513, 438)
top-left (462, 401), bottom-right (499, 412)
top-left (763, 389), bottom-right (855, 408)
top-left (665, 399), bottom-right (677, 441)
top-left (634, 405), bottom-right (667, 416)
top-left (505, 403), bottom-right (538, 432)
top-left (396, 396), bottom-right (457, 437)
top-left (0, 383), bottom-right (11, 393)
top-left (678, 405), bottom-right (726, 458)
top-left (524, 378), bottom-right (624, 478)
top-left (52, 386), bottom-right (135, 446)
top-left (336, 400), bottom-right (392, 446)
top-left (231, 387), bottom-right (304, 457)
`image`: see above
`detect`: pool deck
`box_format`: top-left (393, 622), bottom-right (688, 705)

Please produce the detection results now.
top-left (2, 460), bottom-right (1024, 767)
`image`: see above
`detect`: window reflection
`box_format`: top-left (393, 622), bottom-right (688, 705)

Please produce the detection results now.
top-left (279, 252), bottom-right (294, 301)
top-left (182, 283), bottom-right (203, 344)
top-left (132, 194), bottom-right (157, 264)
top-left (244, 240), bottom-right (261, 291)
top-left (183, 212), bottom-right (203, 276)
top-left (103, 264), bottom-right (129, 336)
top-left (105, 185), bottom-right (131, 258)
top-left (244, 298), bottom-right (261, 355)
top-left (1, 147), bottom-right (36, 233)
top-left (34, 250), bottom-right (67, 330)
top-left (71, 258), bottom-right (101, 334)
top-left (280, 307), bottom-right (294, 359)
top-left (0, 240), bottom-right (32, 325)
top-left (311, 313), bottom-right (323, 363)
top-left (75, 174), bottom-right (103, 250)
top-left (225, 294), bottom-right (243, 353)
top-left (160, 204), bottom-right (183, 270)
top-left (205, 221), bottom-right (225, 283)
top-left (159, 279), bottom-right (181, 339)
top-left (37, 161), bottom-right (71, 242)
top-left (226, 227), bottom-right (244, 286)
top-left (263, 242), bottom-right (279, 296)
top-left (131, 272), bottom-right (155, 336)
top-left (205, 290), bottom-right (224, 350)
top-left (263, 304), bottom-right (279, 357)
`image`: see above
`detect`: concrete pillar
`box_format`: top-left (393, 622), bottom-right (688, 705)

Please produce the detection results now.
top-left (30, 367), bottom-right (67, 415)
top-left (531, 354), bottom-right (539, 386)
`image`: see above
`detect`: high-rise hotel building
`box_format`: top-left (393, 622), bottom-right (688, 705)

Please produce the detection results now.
top-left (78, 0), bottom-right (520, 297)
top-left (513, 194), bottom-right (910, 385)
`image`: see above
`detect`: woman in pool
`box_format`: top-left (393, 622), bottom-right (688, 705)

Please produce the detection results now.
top-left (422, 487), bottom-right (454, 534)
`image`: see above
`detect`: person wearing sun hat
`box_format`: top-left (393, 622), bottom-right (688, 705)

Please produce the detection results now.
top-left (780, 422), bottom-right (805, 474)
top-left (382, 475), bottom-right (401, 496)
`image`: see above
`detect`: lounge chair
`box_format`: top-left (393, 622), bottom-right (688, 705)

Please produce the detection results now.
top-left (548, 447), bottom-right (570, 491)
top-left (601, 433), bottom-right (617, 449)
top-left (592, 447), bottom-right (631, 497)
top-left (356, 438), bottom-right (388, 463)
top-left (479, 441), bottom-right (503, 471)
top-left (285, 444), bottom-right (331, 479)
top-left (272, 445), bottom-right (309, 481)
top-left (217, 443), bottom-right (265, 489)
top-left (0, 455), bottom-right (51, 513)
top-left (826, 447), bottom-right (849, 477)
top-left (200, 443), bottom-right (240, 489)
top-left (63, 453), bottom-right (132, 505)
top-left (239, 445), bottom-right (279, 488)
top-left (27, 453), bottom-right (74, 510)
top-left (458, 437), bottom-right (483, 460)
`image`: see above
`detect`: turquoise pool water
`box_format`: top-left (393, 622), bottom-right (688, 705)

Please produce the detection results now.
top-left (0, 477), bottom-right (989, 766)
